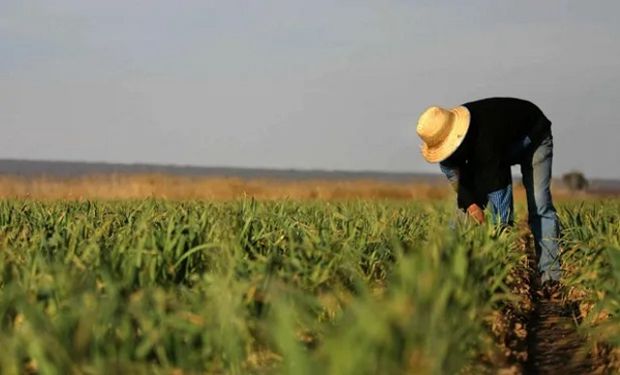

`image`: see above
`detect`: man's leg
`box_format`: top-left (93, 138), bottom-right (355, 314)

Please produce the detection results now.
top-left (520, 132), bottom-right (561, 282)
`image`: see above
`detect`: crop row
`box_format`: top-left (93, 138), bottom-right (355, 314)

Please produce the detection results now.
top-left (0, 199), bottom-right (533, 374)
top-left (559, 200), bottom-right (620, 368)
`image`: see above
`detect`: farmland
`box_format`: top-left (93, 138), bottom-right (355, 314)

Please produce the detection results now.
top-left (0, 198), bottom-right (618, 374)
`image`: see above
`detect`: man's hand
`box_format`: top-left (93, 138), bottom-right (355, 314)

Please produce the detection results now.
top-left (467, 204), bottom-right (485, 224)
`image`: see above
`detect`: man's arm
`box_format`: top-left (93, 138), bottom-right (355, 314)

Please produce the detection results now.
top-left (439, 163), bottom-right (459, 192)
top-left (440, 163), bottom-right (485, 223)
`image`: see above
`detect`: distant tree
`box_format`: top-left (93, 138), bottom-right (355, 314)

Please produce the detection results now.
top-left (562, 171), bottom-right (589, 192)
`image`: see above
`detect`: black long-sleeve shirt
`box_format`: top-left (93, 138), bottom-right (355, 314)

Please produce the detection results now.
top-left (439, 97), bottom-right (551, 209)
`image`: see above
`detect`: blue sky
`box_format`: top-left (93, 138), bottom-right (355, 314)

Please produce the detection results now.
top-left (1, 1), bottom-right (619, 178)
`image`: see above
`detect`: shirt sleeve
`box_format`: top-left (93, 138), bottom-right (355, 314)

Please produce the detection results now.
top-left (440, 162), bottom-right (477, 210)
top-left (439, 163), bottom-right (459, 192)
top-left (456, 177), bottom-right (477, 210)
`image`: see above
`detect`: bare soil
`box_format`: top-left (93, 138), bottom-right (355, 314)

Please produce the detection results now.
top-left (520, 230), bottom-right (607, 375)
top-left (524, 297), bottom-right (596, 374)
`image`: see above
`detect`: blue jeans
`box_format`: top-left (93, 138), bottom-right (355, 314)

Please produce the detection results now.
top-left (519, 132), bottom-right (561, 282)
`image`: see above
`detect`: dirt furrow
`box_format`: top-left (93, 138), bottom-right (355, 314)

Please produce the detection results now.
top-left (524, 298), bottom-right (594, 374)
top-left (520, 229), bottom-right (600, 375)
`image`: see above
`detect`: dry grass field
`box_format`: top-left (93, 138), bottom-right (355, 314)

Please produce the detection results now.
top-left (0, 173), bottom-right (585, 201)
top-left (0, 174), bottom-right (450, 201)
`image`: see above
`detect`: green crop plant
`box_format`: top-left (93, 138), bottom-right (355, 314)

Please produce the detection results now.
top-left (0, 199), bottom-right (558, 374)
top-left (559, 200), bottom-right (620, 357)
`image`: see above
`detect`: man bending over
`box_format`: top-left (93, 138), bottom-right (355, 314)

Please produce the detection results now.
top-left (415, 97), bottom-right (561, 293)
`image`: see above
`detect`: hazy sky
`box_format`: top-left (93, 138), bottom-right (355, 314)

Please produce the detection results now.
top-left (1, 1), bottom-right (619, 178)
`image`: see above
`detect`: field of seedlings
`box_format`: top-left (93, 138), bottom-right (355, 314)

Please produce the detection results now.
top-left (0, 198), bottom-right (618, 374)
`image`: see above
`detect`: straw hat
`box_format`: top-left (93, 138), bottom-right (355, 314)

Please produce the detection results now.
top-left (416, 105), bottom-right (470, 163)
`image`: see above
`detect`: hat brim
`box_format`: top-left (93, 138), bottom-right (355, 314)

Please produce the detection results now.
top-left (421, 106), bottom-right (470, 163)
